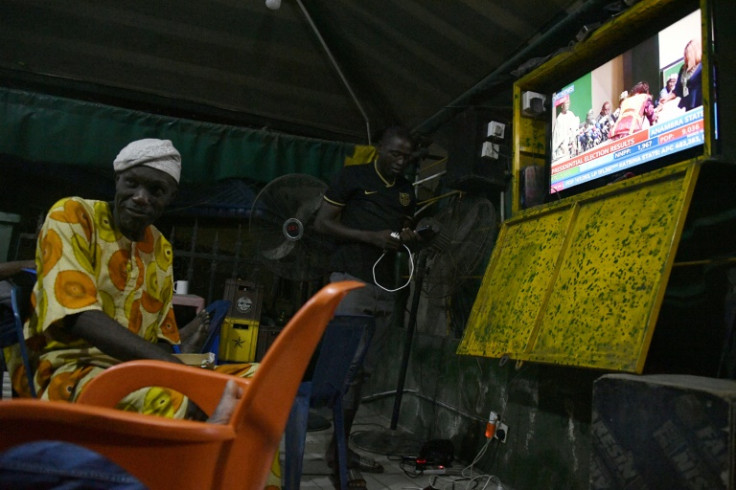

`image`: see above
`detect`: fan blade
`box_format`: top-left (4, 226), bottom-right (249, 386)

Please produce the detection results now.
top-left (249, 173), bottom-right (330, 281)
top-left (421, 195), bottom-right (498, 298)
top-left (260, 240), bottom-right (297, 261)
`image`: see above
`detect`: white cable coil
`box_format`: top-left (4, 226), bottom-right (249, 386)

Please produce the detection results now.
top-left (372, 242), bottom-right (414, 292)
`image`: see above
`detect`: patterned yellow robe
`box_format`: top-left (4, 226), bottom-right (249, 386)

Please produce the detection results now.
top-left (5, 197), bottom-right (280, 488)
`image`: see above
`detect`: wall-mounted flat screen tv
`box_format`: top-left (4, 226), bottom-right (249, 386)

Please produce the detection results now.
top-left (549, 9), bottom-right (706, 196)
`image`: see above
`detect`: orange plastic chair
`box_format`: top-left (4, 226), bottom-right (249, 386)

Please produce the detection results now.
top-left (0, 280), bottom-right (364, 490)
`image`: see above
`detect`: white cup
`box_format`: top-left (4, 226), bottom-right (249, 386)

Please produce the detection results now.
top-left (174, 280), bottom-right (189, 295)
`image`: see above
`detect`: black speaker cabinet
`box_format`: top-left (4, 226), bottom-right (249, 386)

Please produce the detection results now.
top-left (223, 279), bottom-right (263, 321)
top-left (436, 107), bottom-right (510, 193)
top-left (591, 374), bottom-right (736, 489)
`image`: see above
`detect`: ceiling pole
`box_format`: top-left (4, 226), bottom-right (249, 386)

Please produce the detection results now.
top-left (295, 0), bottom-right (372, 145)
top-left (413, 0), bottom-right (614, 136)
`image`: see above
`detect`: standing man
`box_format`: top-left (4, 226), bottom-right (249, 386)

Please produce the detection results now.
top-left (315, 126), bottom-right (418, 484)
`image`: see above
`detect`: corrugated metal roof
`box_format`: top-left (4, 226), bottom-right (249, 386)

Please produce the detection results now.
top-left (0, 0), bottom-right (625, 143)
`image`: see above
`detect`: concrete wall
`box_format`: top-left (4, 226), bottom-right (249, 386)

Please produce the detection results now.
top-left (363, 315), bottom-right (601, 489)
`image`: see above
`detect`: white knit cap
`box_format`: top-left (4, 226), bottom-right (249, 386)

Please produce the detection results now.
top-left (113, 139), bottom-right (181, 183)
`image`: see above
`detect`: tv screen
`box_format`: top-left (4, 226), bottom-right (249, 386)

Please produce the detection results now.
top-left (549, 9), bottom-right (704, 196)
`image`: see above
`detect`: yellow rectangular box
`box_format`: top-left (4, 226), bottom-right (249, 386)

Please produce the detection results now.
top-left (218, 317), bottom-right (259, 363)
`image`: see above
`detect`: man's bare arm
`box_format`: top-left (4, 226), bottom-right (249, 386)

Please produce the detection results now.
top-left (314, 201), bottom-right (403, 250)
top-left (62, 310), bottom-right (182, 363)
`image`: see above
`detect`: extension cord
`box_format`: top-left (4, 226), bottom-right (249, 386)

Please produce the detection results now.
top-left (416, 467), bottom-right (462, 476)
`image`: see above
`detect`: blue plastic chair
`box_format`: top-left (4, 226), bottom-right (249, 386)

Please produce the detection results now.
top-left (283, 315), bottom-right (375, 490)
top-left (199, 299), bottom-right (232, 362)
top-left (171, 299), bottom-right (231, 362)
top-left (0, 269), bottom-right (37, 398)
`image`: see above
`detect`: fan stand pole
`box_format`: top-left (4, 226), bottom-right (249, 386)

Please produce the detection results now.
top-left (351, 251), bottom-right (427, 456)
top-left (389, 250), bottom-right (426, 429)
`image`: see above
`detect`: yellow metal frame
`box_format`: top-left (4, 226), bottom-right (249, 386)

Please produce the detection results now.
top-left (510, 0), bottom-right (712, 215)
top-left (458, 0), bottom-right (719, 371)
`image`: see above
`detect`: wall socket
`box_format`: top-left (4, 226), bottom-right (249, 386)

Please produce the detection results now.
top-left (481, 141), bottom-right (500, 159)
top-left (494, 422), bottom-right (509, 443)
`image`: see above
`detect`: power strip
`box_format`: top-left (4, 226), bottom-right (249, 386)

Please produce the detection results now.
top-left (414, 467), bottom-right (463, 476)
top-left (401, 456), bottom-right (459, 476)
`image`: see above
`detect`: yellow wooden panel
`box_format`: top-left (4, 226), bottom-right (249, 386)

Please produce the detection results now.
top-left (531, 175), bottom-right (693, 370)
top-left (458, 206), bottom-right (574, 358)
top-left (458, 162), bottom-right (700, 372)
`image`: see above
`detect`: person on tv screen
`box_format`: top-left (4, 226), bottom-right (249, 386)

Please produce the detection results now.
top-left (661, 38), bottom-right (702, 112)
top-left (610, 82), bottom-right (657, 140)
top-left (612, 91), bottom-right (628, 122)
top-left (658, 73), bottom-right (678, 106)
top-left (552, 99), bottom-right (579, 162)
top-left (596, 101), bottom-right (612, 122)
top-left (595, 101), bottom-right (615, 141)
top-left (579, 109), bottom-right (603, 152)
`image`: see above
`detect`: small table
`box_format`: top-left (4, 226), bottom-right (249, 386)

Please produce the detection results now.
top-left (172, 294), bottom-right (205, 313)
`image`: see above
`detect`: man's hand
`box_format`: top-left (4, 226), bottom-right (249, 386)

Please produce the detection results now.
top-left (400, 227), bottom-right (418, 243)
top-left (368, 230), bottom-right (403, 250)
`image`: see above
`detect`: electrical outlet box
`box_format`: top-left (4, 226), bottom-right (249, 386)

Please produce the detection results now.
top-left (522, 91), bottom-right (546, 116)
top-left (481, 141), bottom-right (500, 159)
top-left (494, 422), bottom-right (509, 443)
top-left (487, 121), bottom-right (506, 139)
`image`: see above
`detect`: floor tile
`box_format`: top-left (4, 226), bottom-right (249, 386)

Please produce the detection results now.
top-left (281, 407), bottom-right (436, 489)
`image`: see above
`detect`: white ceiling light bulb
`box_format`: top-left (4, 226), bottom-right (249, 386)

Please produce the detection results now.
top-left (265, 0), bottom-right (281, 10)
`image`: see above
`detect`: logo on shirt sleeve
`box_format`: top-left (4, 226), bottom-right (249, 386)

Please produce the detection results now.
top-left (399, 192), bottom-right (411, 206)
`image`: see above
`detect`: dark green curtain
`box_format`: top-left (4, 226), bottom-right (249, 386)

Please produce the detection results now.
top-left (0, 88), bottom-right (353, 184)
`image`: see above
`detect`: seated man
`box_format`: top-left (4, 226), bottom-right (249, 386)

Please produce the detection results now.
top-left (4, 138), bottom-right (279, 487)
top-left (7, 138), bottom-right (197, 410)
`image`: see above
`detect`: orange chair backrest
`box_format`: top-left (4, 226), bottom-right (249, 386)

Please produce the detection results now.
top-left (220, 280), bottom-right (364, 488)
top-left (0, 280), bottom-right (363, 490)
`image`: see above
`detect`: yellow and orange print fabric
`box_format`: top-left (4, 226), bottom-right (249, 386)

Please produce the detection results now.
top-left (7, 197), bottom-right (283, 488)
top-left (13, 198), bottom-right (179, 406)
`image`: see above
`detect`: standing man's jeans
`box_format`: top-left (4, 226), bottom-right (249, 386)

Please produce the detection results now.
top-left (330, 272), bottom-right (397, 410)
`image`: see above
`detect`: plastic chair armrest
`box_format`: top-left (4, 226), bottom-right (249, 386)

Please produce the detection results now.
top-left (77, 359), bottom-right (251, 416)
top-left (0, 399), bottom-right (236, 444)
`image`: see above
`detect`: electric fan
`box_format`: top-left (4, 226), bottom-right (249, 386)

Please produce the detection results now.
top-left (249, 174), bottom-right (333, 282)
top-left (420, 194), bottom-right (498, 299)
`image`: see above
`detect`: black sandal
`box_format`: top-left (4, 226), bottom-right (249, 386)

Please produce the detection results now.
top-left (326, 449), bottom-right (384, 474)
top-left (330, 468), bottom-right (366, 490)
